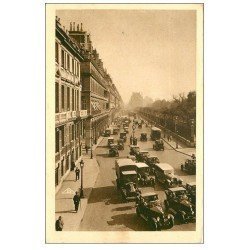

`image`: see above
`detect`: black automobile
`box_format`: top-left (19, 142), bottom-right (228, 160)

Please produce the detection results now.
top-left (136, 163), bottom-right (155, 187)
top-left (185, 182), bottom-right (196, 206)
top-left (140, 133), bottom-right (147, 141)
top-left (129, 145), bottom-right (140, 156)
top-left (164, 187), bottom-right (195, 224)
top-left (117, 139), bottom-right (124, 150)
top-left (120, 132), bottom-right (127, 142)
top-left (181, 155), bottom-right (196, 174)
top-left (153, 139), bottom-right (164, 151)
top-left (109, 144), bottom-right (119, 157)
top-left (136, 192), bottom-right (174, 231)
top-left (136, 150), bottom-right (150, 163)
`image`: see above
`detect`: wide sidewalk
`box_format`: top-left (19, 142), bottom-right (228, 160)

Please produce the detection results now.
top-left (55, 137), bottom-right (103, 231)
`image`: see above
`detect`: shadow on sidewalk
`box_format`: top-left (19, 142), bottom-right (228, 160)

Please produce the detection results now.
top-left (55, 209), bottom-right (76, 214)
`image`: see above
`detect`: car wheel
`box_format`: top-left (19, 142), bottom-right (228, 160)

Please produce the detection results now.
top-left (149, 219), bottom-right (158, 231)
top-left (165, 216), bottom-right (174, 229)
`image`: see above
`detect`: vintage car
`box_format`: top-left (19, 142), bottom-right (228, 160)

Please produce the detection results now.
top-left (129, 145), bottom-right (140, 156)
top-left (109, 144), bottom-right (119, 157)
top-left (117, 139), bottom-right (124, 150)
top-left (185, 182), bottom-right (196, 206)
top-left (140, 133), bottom-right (147, 141)
top-left (150, 127), bottom-right (161, 140)
top-left (136, 192), bottom-right (174, 231)
top-left (104, 128), bottom-right (111, 137)
top-left (136, 163), bottom-right (155, 187)
top-left (116, 159), bottom-right (140, 201)
top-left (153, 163), bottom-right (183, 188)
top-left (127, 155), bottom-right (136, 162)
top-left (124, 126), bottom-right (129, 134)
top-left (136, 150), bottom-right (150, 163)
top-left (153, 139), bottom-right (165, 151)
top-left (113, 127), bottom-right (119, 135)
top-left (119, 132), bottom-right (127, 142)
top-left (145, 155), bottom-right (160, 167)
top-left (164, 187), bottom-right (195, 223)
top-left (181, 155), bottom-right (196, 174)
top-left (107, 137), bottom-right (114, 147)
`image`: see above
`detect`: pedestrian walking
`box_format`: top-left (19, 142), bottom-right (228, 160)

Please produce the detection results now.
top-left (55, 216), bottom-right (64, 231)
top-left (130, 135), bottom-right (133, 145)
top-left (85, 145), bottom-right (88, 154)
top-left (73, 191), bottom-right (80, 212)
top-left (75, 166), bottom-right (80, 181)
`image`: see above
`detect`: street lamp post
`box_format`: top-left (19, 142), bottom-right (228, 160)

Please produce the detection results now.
top-left (80, 159), bottom-right (84, 198)
top-left (174, 116), bottom-right (179, 149)
top-left (190, 119), bottom-right (195, 143)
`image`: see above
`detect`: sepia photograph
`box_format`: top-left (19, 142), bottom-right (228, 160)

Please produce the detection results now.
top-left (46, 3), bottom-right (203, 243)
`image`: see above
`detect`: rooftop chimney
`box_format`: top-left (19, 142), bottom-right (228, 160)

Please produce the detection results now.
top-left (81, 23), bottom-right (83, 31)
top-left (73, 22), bottom-right (75, 31)
top-left (70, 22), bottom-right (72, 31)
top-left (77, 24), bottom-right (79, 31)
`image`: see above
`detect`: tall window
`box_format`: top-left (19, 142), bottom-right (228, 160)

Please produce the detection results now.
top-left (61, 85), bottom-right (65, 110)
top-left (67, 87), bottom-right (70, 110)
top-left (61, 49), bottom-right (65, 68)
top-left (67, 54), bottom-right (70, 70)
top-left (72, 58), bottom-right (74, 73)
top-left (72, 89), bottom-right (75, 111)
top-left (82, 97), bottom-right (87, 110)
top-left (61, 126), bottom-right (64, 147)
top-left (55, 82), bottom-right (59, 113)
top-left (72, 125), bottom-right (74, 140)
top-left (55, 129), bottom-right (60, 152)
top-left (76, 91), bottom-right (79, 110)
top-left (55, 42), bottom-right (59, 62)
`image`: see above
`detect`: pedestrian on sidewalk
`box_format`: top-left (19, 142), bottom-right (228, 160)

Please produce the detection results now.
top-left (85, 145), bottom-right (88, 154)
top-left (55, 216), bottom-right (64, 231)
top-left (73, 191), bottom-right (80, 213)
top-left (75, 166), bottom-right (80, 181)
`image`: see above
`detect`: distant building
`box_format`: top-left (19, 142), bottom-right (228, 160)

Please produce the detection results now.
top-left (68, 22), bottom-right (123, 146)
top-left (127, 92), bottom-right (144, 110)
top-left (55, 17), bottom-right (88, 190)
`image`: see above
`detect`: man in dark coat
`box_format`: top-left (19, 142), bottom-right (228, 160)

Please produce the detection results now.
top-left (55, 216), bottom-right (64, 231)
top-left (73, 191), bottom-right (80, 212)
top-left (75, 166), bottom-right (80, 181)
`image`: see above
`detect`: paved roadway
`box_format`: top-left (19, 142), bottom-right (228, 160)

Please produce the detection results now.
top-left (79, 119), bottom-right (196, 231)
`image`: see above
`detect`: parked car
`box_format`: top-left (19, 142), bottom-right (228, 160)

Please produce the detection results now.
top-left (136, 150), bottom-right (150, 163)
top-left (181, 155), bottom-right (196, 174)
top-left (129, 145), bottom-right (140, 156)
top-left (119, 132), bottom-right (127, 142)
top-left (153, 163), bottom-right (183, 188)
top-left (107, 137), bottom-right (114, 147)
top-left (136, 163), bottom-right (155, 187)
top-left (115, 159), bottom-right (140, 201)
top-left (136, 192), bottom-right (174, 231)
top-left (109, 144), bottom-right (119, 157)
top-left (185, 182), bottom-right (196, 206)
top-left (104, 128), bottom-right (111, 137)
top-left (153, 139), bottom-right (164, 151)
top-left (140, 133), bottom-right (147, 141)
top-left (117, 139), bottom-right (124, 150)
top-left (164, 187), bottom-right (196, 224)
top-left (113, 127), bottom-right (119, 135)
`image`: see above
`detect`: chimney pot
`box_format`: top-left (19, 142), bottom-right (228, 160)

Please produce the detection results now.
top-left (73, 22), bottom-right (75, 31)
top-left (77, 24), bottom-right (79, 31)
top-left (81, 23), bottom-right (83, 31)
top-left (70, 22), bottom-right (72, 31)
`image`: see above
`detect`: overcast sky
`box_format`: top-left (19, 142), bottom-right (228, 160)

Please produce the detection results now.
top-left (56, 9), bottom-right (196, 104)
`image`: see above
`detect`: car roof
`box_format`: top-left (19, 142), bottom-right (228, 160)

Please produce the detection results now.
top-left (136, 162), bottom-right (149, 168)
top-left (116, 158), bottom-right (135, 166)
top-left (140, 150), bottom-right (149, 153)
top-left (168, 187), bottom-right (187, 192)
top-left (187, 182), bottom-right (196, 186)
top-left (151, 127), bottom-right (161, 131)
top-left (122, 170), bottom-right (137, 175)
top-left (154, 163), bottom-right (173, 171)
top-left (148, 155), bottom-right (158, 158)
top-left (141, 192), bottom-right (157, 197)
top-left (108, 137), bottom-right (114, 140)
top-left (130, 145), bottom-right (140, 148)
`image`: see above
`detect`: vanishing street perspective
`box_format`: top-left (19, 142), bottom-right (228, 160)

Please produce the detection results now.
top-left (54, 9), bottom-right (197, 232)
